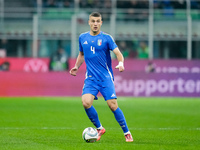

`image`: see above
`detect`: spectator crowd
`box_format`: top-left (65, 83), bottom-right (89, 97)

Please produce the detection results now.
top-left (31, 0), bottom-right (200, 9)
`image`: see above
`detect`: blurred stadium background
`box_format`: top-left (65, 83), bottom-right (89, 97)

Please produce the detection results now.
top-left (0, 0), bottom-right (200, 97)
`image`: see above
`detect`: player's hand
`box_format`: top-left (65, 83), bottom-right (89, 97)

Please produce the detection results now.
top-left (115, 61), bottom-right (124, 72)
top-left (70, 67), bottom-right (78, 76)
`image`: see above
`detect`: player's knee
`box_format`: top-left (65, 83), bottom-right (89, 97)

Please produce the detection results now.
top-left (82, 94), bottom-right (94, 109)
top-left (107, 100), bottom-right (118, 111)
top-left (82, 99), bottom-right (92, 109)
top-left (109, 105), bottom-right (118, 111)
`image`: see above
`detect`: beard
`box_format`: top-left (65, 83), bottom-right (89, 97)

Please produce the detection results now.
top-left (92, 28), bottom-right (100, 34)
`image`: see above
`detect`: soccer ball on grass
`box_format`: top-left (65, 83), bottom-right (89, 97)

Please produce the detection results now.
top-left (82, 127), bottom-right (98, 143)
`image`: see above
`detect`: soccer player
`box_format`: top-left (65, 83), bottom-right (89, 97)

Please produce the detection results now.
top-left (69, 12), bottom-right (133, 142)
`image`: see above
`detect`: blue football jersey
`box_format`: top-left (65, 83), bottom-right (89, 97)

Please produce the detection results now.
top-left (79, 31), bottom-right (117, 81)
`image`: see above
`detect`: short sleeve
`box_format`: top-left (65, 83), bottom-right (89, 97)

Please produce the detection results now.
top-left (79, 36), bottom-right (83, 52)
top-left (107, 35), bottom-right (118, 51)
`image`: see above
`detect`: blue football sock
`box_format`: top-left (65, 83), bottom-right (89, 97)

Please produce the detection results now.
top-left (85, 105), bottom-right (101, 128)
top-left (113, 107), bottom-right (129, 133)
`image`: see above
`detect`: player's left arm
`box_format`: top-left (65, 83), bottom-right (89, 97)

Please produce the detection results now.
top-left (113, 47), bottom-right (124, 72)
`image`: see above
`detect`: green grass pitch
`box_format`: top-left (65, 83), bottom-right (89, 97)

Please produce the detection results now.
top-left (0, 97), bottom-right (200, 150)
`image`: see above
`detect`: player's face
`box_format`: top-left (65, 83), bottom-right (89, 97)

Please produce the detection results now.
top-left (89, 16), bottom-right (102, 35)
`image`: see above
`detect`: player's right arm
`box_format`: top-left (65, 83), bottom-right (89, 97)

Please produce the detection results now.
top-left (69, 51), bottom-right (84, 76)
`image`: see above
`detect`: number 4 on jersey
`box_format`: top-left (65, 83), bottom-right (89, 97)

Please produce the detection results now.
top-left (91, 46), bottom-right (95, 54)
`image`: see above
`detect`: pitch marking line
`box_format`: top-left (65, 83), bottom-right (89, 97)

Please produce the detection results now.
top-left (0, 127), bottom-right (199, 131)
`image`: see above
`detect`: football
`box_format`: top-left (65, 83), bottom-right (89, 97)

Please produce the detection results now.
top-left (82, 127), bottom-right (98, 143)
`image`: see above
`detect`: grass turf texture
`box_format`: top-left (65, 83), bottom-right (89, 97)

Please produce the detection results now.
top-left (0, 97), bottom-right (200, 150)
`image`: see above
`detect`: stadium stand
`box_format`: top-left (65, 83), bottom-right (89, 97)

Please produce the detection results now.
top-left (0, 0), bottom-right (200, 59)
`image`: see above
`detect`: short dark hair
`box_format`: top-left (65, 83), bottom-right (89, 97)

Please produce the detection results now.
top-left (89, 12), bottom-right (102, 18)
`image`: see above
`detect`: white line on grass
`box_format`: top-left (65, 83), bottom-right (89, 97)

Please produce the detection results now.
top-left (0, 127), bottom-right (199, 131)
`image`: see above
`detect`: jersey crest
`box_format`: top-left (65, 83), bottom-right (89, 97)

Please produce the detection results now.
top-left (97, 39), bottom-right (102, 46)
